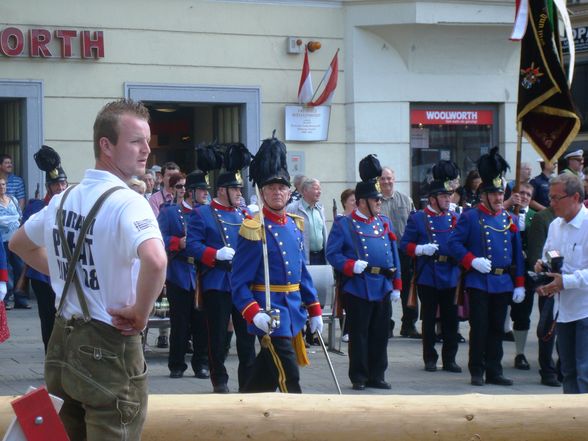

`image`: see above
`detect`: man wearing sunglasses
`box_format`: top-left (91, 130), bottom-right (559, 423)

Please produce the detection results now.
top-left (536, 173), bottom-right (588, 394)
top-left (561, 149), bottom-right (585, 180)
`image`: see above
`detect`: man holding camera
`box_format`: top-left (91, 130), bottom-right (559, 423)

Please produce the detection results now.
top-left (536, 173), bottom-right (588, 394)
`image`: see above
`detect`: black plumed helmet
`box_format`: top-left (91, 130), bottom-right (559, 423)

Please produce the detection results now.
top-left (249, 131), bottom-right (290, 187)
top-left (429, 160), bottom-right (460, 195)
top-left (34, 145), bottom-right (67, 184)
top-left (196, 142), bottom-right (222, 173)
top-left (355, 154), bottom-right (382, 200)
top-left (186, 170), bottom-right (208, 190)
top-left (477, 147), bottom-right (510, 193)
top-left (217, 143), bottom-right (252, 188)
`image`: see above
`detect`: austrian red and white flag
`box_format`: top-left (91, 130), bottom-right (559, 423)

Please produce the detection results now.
top-left (297, 47), bottom-right (314, 105)
top-left (310, 50), bottom-right (339, 106)
top-left (510, 0), bottom-right (528, 41)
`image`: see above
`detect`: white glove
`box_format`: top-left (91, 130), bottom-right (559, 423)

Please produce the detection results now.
top-left (353, 260), bottom-right (368, 274)
top-left (471, 257), bottom-right (492, 274)
top-left (391, 290), bottom-right (401, 303)
top-left (309, 316), bottom-right (324, 334)
top-left (0, 281), bottom-right (6, 301)
top-left (415, 243), bottom-right (439, 256)
top-left (253, 312), bottom-right (272, 333)
top-left (216, 246), bottom-right (235, 261)
top-left (512, 287), bottom-right (525, 304)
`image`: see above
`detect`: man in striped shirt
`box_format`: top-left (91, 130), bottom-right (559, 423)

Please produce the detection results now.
top-left (0, 154), bottom-right (25, 211)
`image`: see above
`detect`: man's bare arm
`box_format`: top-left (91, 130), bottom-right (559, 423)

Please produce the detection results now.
top-left (9, 227), bottom-right (49, 275)
top-left (108, 238), bottom-right (167, 334)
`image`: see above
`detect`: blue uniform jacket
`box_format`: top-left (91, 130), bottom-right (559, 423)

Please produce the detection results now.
top-left (326, 211), bottom-right (402, 301)
top-left (158, 202), bottom-right (195, 292)
top-left (187, 200), bottom-right (248, 293)
top-left (448, 204), bottom-right (525, 293)
top-left (400, 208), bottom-right (460, 289)
top-left (231, 207), bottom-right (321, 338)
top-left (23, 198), bottom-right (50, 283)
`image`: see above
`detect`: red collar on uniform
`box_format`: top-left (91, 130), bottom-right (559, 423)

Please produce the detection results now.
top-left (263, 206), bottom-right (287, 224)
top-left (211, 199), bottom-right (236, 212)
top-left (424, 207), bottom-right (446, 217)
top-left (351, 210), bottom-right (375, 223)
top-left (43, 193), bottom-right (52, 205)
top-left (478, 203), bottom-right (502, 217)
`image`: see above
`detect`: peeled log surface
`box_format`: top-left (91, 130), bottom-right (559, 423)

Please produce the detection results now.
top-left (1, 394), bottom-right (587, 440)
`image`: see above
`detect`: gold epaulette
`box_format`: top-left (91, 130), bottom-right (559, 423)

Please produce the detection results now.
top-left (287, 213), bottom-right (305, 232)
top-left (239, 218), bottom-right (262, 241)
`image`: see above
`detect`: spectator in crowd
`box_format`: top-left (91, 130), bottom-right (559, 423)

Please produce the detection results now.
top-left (561, 149), bottom-right (584, 180)
top-left (287, 178), bottom-right (328, 265)
top-left (504, 162), bottom-right (532, 210)
top-left (327, 155), bottom-right (401, 390)
top-left (339, 188), bottom-right (356, 216)
top-left (530, 159), bottom-right (556, 210)
top-left (149, 162), bottom-right (179, 217)
top-left (140, 171), bottom-right (156, 199)
top-left (536, 173), bottom-right (588, 393)
top-left (0, 154), bottom-right (26, 211)
top-left (379, 166), bottom-right (419, 339)
top-left (507, 182), bottom-right (536, 372)
top-left (0, 176), bottom-right (27, 309)
top-left (22, 145), bottom-right (68, 350)
top-left (159, 172), bottom-right (210, 382)
top-left (401, 161), bottom-right (462, 374)
top-left (151, 165), bottom-right (163, 191)
top-left (128, 177), bottom-right (146, 195)
top-left (289, 174), bottom-right (306, 203)
top-left (449, 148), bottom-right (525, 387)
top-left (526, 205), bottom-right (561, 387)
top-left (459, 170), bottom-right (482, 208)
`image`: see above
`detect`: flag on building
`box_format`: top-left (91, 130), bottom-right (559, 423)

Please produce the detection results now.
top-left (516, 0), bottom-right (580, 163)
top-left (309, 50), bottom-right (339, 107)
top-left (297, 47), bottom-right (313, 105)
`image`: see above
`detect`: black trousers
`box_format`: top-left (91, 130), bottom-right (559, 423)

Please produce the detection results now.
top-left (398, 250), bottom-right (418, 330)
top-left (166, 281), bottom-right (208, 373)
top-left (203, 289), bottom-right (255, 389)
top-left (510, 277), bottom-right (534, 331)
top-left (346, 292), bottom-right (390, 384)
top-left (418, 285), bottom-right (458, 365)
top-left (30, 278), bottom-right (56, 353)
top-left (468, 289), bottom-right (510, 378)
top-left (243, 336), bottom-right (301, 393)
top-left (309, 250), bottom-right (326, 265)
top-left (537, 295), bottom-right (559, 379)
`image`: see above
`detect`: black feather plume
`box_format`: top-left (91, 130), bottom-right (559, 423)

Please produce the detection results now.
top-left (477, 146), bottom-right (509, 181)
top-left (432, 160), bottom-right (460, 181)
top-left (34, 145), bottom-right (61, 172)
top-left (249, 133), bottom-right (289, 186)
top-left (224, 143), bottom-right (251, 172)
top-left (358, 154), bottom-right (382, 182)
top-left (197, 142), bottom-right (222, 173)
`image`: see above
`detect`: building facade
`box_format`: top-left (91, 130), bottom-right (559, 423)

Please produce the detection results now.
top-left (0, 0), bottom-right (539, 218)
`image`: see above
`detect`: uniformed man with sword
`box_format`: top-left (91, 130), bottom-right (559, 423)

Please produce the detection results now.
top-left (231, 134), bottom-right (324, 393)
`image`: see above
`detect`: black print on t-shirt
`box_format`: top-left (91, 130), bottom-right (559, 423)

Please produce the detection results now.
top-left (52, 209), bottom-right (100, 290)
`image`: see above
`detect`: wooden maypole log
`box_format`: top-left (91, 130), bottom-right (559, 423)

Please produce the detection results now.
top-left (1, 394), bottom-right (586, 440)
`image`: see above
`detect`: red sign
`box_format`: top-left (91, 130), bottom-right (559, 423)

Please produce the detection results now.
top-left (0, 26), bottom-right (104, 59)
top-left (411, 109), bottom-right (494, 125)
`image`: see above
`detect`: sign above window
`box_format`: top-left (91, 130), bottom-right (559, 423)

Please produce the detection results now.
top-left (0, 26), bottom-right (104, 59)
top-left (410, 109), bottom-right (494, 126)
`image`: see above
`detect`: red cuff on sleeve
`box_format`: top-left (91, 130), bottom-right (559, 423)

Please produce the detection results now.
top-left (393, 278), bottom-right (402, 291)
top-left (514, 276), bottom-right (525, 288)
top-left (461, 252), bottom-right (476, 270)
top-left (201, 247), bottom-right (217, 267)
top-left (343, 259), bottom-right (355, 277)
top-left (307, 302), bottom-right (322, 317)
top-left (0, 269), bottom-right (8, 282)
top-left (405, 243), bottom-right (417, 257)
top-left (242, 301), bottom-right (261, 323)
top-left (169, 236), bottom-right (181, 252)
top-left (388, 232), bottom-right (397, 241)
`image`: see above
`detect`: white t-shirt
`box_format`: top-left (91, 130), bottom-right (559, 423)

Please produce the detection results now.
top-left (25, 169), bottom-right (162, 324)
top-left (543, 205), bottom-right (588, 323)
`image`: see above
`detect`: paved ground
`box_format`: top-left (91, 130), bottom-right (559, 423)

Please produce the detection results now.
top-left (0, 297), bottom-right (561, 397)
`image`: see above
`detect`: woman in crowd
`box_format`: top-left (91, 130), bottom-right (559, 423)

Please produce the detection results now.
top-left (0, 177), bottom-right (27, 309)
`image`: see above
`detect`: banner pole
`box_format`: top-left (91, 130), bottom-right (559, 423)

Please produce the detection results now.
top-left (513, 120), bottom-right (523, 215)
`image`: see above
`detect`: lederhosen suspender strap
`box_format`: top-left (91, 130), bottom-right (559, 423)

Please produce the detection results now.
top-left (56, 185), bottom-right (125, 321)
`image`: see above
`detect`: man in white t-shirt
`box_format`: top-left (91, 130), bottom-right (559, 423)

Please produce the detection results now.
top-left (9, 99), bottom-right (167, 440)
